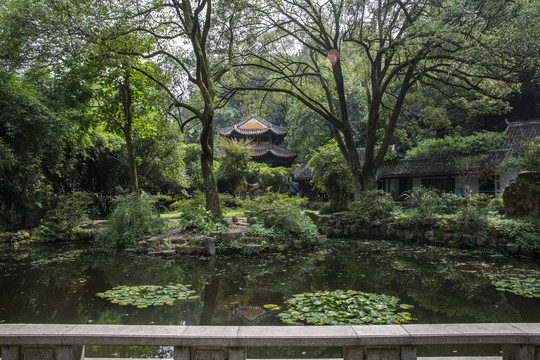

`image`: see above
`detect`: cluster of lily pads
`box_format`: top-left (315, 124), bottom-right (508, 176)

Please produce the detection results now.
top-left (277, 289), bottom-right (413, 325)
top-left (96, 284), bottom-right (199, 308)
top-left (494, 277), bottom-right (540, 298)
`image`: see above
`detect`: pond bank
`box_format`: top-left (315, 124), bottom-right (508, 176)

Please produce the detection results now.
top-left (309, 211), bottom-right (539, 257)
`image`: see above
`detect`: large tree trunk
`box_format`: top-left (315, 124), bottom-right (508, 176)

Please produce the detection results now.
top-left (124, 128), bottom-right (139, 194)
top-left (200, 112), bottom-right (223, 220)
top-left (120, 69), bottom-right (139, 194)
top-left (361, 162), bottom-right (378, 191)
top-left (201, 152), bottom-right (222, 219)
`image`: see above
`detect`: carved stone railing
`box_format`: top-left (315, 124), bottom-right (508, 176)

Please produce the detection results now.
top-left (1, 323), bottom-right (539, 360)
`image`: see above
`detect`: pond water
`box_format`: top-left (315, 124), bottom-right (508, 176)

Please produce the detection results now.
top-left (1, 239), bottom-right (539, 358)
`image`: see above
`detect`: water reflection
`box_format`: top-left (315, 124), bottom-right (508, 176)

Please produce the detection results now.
top-left (0, 239), bottom-right (539, 328)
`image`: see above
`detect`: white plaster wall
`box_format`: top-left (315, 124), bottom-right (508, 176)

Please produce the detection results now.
top-left (455, 176), bottom-right (480, 194)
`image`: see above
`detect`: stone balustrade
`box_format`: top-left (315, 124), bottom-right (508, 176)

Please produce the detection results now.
top-left (1, 323), bottom-right (539, 360)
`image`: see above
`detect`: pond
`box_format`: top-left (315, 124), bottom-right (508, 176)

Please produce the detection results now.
top-left (1, 239), bottom-right (539, 358)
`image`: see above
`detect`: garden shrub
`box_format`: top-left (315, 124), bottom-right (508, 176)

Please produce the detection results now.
top-left (218, 192), bottom-right (243, 208)
top-left (308, 140), bottom-right (354, 205)
top-left (319, 202), bottom-right (349, 214)
top-left (177, 204), bottom-right (225, 235)
top-left (344, 190), bottom-right (395, 225)
top-left (215, 138), bottom-right (251, 193)
top-left (247, 163), bottom-right (292, 193)
top-left (247, 195), bottom-right (317, 245)
top-left (393, 208), bottom-right (425, 228)
top-left (96, 193), bottom-right (165, 249)
top-left (152, 194), bottom-right (174, 213)
top-left (170, 191), bottom-right (205, 211)
top-left (245, 224), bottom-right (279, 239)
top-left (170, 191), bottom-right (225, 234)
top-left (402, 186), bottom-right (445, 216)
top-left (487, 215), bottom-right (540, 251)
top-left (40, 191), bottom-right (92, 239)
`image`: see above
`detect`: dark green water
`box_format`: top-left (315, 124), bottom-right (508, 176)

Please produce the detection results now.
top-left (1, 239), bottom-right (539, 357)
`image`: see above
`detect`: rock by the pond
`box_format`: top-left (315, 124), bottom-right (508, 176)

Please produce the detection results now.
top-left (221, 231), bottom-right (243, 245)
top-left (503, 171), bottom-right (540, 217)
top-left (231, 216), bottom-right (239, 224)
top-left (242, 244), bottom-right (262, 255)
top-left (506, 243), bottom-right (520, 255)
top-left (304, 210), bottom-right (320, 222)
top-left (424, 230), bottom-right (436, 241)
top-left (203, 237), bottom-right (216, 257)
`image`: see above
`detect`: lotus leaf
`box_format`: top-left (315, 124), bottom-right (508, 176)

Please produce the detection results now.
top-left (277, 290), bottom-right (414, 325)
top-left (493, 277), bottom-right (540, 298)
top-left (96, 284), bottom-right (199, 308)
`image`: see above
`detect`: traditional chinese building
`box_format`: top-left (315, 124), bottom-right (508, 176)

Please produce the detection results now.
top-left (218, 115), bottom-right (297, 167)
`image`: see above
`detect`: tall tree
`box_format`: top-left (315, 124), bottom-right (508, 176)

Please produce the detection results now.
top-left (109, 0), bottom-right (254, 219)
top-left (228, 0), bottom-right (539, 195)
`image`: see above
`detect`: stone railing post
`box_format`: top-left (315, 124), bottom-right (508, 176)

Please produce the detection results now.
top-left (174, 347), bottom-right (246, 360)
top-left (344, 346), bottom-right (417, 360)
top-left (502, 344), bottom-right (536, 360)
top-left (2, 345), bottom-right (19, 360)
top-left (1, 345), bottom-right (84, 360)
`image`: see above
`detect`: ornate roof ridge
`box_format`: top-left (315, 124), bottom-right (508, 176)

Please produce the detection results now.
top-left (218, 115), bottom-right (288, 136)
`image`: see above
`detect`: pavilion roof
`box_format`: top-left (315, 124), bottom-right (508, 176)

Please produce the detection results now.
top-left (219, 115), bottom-right (288, 137)
top-left (251, 144), bottom-right (297, 159)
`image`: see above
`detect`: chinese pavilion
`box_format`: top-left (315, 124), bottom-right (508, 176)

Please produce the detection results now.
top-left (218, 115), bottom-right (297, 167)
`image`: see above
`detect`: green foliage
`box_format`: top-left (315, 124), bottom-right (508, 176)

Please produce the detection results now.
top-left (216, 138), bottom-right (251, 193)
top-left (487, 215), bottom-right (540, 250)
top-left (217, 192), bottom-right (243, 208)
top-left (344, 190), bottom-right (395, 225)
top-left (393, 209), bottom-right (425, 228)
top-left (494, 278), bottom-right (540, 298)
top-left (247, 194), bottom-right (317, 245)
top-left (247, 163), bottom-right (292, 193)
top-left (521, 137), bottom-right (540, 172)
top-left (308, 140), bottom-right (353, 205)
top-left (151, 195), bottom-right (174, 213)
top-left (406, 132), bottom-right (504, 158)
top-left (170, 191), bottom-right (225, 234)
top-left (96, 193), bottom-right (164, 249)
top-left (402, 186), bottom-right (446, 216)
top-left (500, 136), bottom-right (540, 173)
top-left (136, 118), bottom-right (190, 194)
top-left (178, 204), bottom-right (226, 235)
top-left (40, 191), bottom-right (92, 238)
top-left (319, 203), bottom-right (349, 215)
top-left (277, 290), bottom-right (413, 325)
top-left (245, 224), bottom-right (280, 239)
top-left (96, 284), bottom-right (199, 308)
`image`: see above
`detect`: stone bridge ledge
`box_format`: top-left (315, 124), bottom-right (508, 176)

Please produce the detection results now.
top-left (1, 323), bottom-right (539, 360)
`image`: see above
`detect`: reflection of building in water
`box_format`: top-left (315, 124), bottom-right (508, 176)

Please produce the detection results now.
top-left (222, 289), bottom-right (285, 326)
top-left (223, 304), bottom-right (270, 326)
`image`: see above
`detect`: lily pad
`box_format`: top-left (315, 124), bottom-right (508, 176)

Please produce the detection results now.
top-left (493, 277), bottom-right (540, 298)
top-left (277, 289), bottom-right (414, 325)
top-left (263, 304), bottom-right (282, 311)
top-left (96, 284), bottom-right (199, 308)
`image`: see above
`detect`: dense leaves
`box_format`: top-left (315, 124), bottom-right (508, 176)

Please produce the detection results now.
top-left (308, 141), bottom-right (354, 205)
top-left (278, 290), bottom-right (413, 325)
top-left (96, 284), bottom-right (199, 308)
top-left (95, 194), bottom-right (165, 249)
top-left (406, 132), bottom-right (505, 158)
